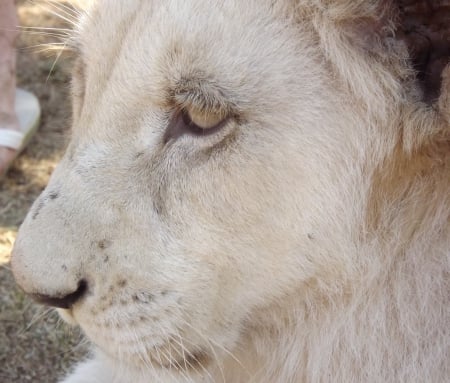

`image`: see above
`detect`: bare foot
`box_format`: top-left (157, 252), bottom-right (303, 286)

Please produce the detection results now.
top-left (0, 0), bottom-right (20, 177)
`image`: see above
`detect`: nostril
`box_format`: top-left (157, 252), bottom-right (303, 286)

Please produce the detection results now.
top-left (30, 280), bottom-right (88, 309)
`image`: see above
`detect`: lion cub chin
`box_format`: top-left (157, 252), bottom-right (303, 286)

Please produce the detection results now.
top-left (11, 0), bottom-right (450, 382)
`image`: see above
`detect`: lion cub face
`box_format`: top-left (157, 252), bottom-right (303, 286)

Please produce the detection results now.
top-left (12, 0), bottom-right (348, 374)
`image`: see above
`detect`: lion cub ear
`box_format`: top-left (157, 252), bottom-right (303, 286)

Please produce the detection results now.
top-left (283, 0), bottom-right (405, 114)
top-left (292, 0), bottom-right (395, 54)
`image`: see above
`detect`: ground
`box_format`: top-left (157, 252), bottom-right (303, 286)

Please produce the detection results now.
top-left (0, 1), bottom-right (88, 382)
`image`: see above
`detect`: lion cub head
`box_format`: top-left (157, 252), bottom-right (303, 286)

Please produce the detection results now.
top-left (12, 0), bottom-right (446, 378)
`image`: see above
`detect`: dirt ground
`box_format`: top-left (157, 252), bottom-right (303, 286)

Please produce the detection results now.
top-left (0, 1), bottom-right (89, 382)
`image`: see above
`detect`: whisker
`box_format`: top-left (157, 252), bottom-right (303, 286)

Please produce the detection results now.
top-left (15, 3), bottom-right (80, 54)
top-left (152, 322), bottom-right (196, 382)
top-left (167, 337), bottom-right (176, 375)
top-left (38, 0), bottom-right (80, 22)
top-left (19, 31), bottom-right (71, 40)
top-left (20, 43), bottom-right (68, 54)
top-left (32, 1), bottom-right (78, 27)
top-left (18, 306), bottom-right (54, 335)
top-left (119, 313), bottom-right (159, 379)
top-left (18, 29), bottom-right (74, 42)
top-left (47, 0), bottom-right (83, 19)
top-left (174, 326), bottom-right (218, 383)
top-left (18, 25), bottom-right (74, 33)
top-left (207, 336), bottom-right (249, 377)
top-left (180, 321), bottom-right (226, 381)
top-left (173, 332), bottom-right (189, 373)
top-left (171, 331), bottom-right (203, 383)
top-left (131, 328), bottom-right (154, 372)
top-left (51, 333), bottom-right (90, 360)
top-left (46, 43), bottom-right (66, 83)
top-left (182, 319), bottom-right (254, 382)
top-left (150, 334), bottom-right (166, 370)
top-left (167, 333), bottom-right (196, 382)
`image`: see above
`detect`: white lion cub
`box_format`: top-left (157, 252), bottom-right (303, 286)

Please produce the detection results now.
top-left (12, 0), bottom-right (450, 382)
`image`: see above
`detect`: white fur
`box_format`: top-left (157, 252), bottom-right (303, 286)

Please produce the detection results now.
top-left (12, 1), bottom-right (450, 382)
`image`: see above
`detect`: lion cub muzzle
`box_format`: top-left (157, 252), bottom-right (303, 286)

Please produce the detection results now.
top-left (11, 179), bottom-right (95, 310)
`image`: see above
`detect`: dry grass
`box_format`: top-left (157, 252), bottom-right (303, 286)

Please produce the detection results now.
top-left (0, 1), bottom-right (89, 381)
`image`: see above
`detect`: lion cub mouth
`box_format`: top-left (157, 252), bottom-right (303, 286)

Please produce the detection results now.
top-left (58, 306), bottom-right (211, 373)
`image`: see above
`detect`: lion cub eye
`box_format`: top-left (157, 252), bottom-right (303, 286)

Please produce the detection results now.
top-left (164, 108), bottom-right (228, 143)
top-left (180, 109), bottom-right (226, 135)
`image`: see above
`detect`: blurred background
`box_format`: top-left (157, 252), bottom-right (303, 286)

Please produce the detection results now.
top-left (0, 1), bottom-right (88, 381)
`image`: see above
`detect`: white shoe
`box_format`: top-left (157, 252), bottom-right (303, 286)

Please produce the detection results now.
top-left (0, 88), bottom-right (40, 178)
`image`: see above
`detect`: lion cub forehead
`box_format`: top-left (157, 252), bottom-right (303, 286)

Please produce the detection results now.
top-left (79, 0), bottom-right (277, 49)
top-left (78, 0), bottom-right (309, 110)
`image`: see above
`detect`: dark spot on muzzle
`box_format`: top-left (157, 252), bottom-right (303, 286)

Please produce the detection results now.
top-left (48, 191), bottom-right (59, 200)
top-left (31, 200), bottom-right (45, 220)
top-left (31, 190), bottom-right (61, 220)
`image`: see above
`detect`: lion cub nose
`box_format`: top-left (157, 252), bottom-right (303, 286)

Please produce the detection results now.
top-left (11, 243), bottom-right (89, 309)
top-left (29, 280), bottom-right (88, 309)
